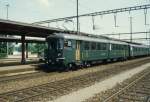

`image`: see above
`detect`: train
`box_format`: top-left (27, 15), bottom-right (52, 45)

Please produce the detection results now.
top-left (45, 33), bottom-right (150, 70)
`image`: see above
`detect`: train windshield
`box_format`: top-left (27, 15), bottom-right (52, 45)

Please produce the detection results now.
top-left (48, 38), bottom-right (63, 50)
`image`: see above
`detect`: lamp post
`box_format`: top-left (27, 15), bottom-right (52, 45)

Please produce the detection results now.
top-left (149, 29), bottom-right (150, 53)
top-left (129, 16), bottom-right (133, 42)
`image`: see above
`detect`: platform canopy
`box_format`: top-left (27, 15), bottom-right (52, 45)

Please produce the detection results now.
top-left (0, 19), bottom-right (66, 38)
top-left (0, 36), bottom-right (45, 43)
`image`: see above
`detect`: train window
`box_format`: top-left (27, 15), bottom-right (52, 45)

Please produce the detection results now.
top-left (84, 42), bottom-right (90, 50)
top-left (58, 39), bottom-right (63, 49)
top-left (97, 43), bottom-right (101, 50)
top-left (102, 43), bottom-right (107, 50)
top-left (64, 40), bottom-right (72, 48)
top-left (118, 45), bottom-right (120, 50)
top-left (48, 39), bottom-right (63, 50)
top-left (91, 42), bottom-right (96, 50)
top-left (113, 44), bottom-right (120, 50)
top-left (48, 40), bottom-right (57, 50)
top-left (68, 41), bottom-right (72, 47)
top-left (124, 45), bottom-right (127, 50)
top-left (118, 45), bottom-right (121, 50)
top-left (64, 41), bottom-right (68, 47)
top-left (112, 44), bottom-right (115, 50)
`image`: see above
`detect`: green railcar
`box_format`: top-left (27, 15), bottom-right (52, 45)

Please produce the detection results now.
top-left (81, 42), bottom-right (109, 62)
top-left (46, 33), bottom-right (130, 70)
top-left (46, 33), bottom-right (150, 70)
top-left (130, 44), bottom-right (149, 57)
top-left (109, 44), bottom-right (129, 59)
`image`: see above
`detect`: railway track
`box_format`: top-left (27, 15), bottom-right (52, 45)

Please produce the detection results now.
top-left (0, 59), bottom-right (150, 102)
top-left (0, 57), bottom-right (148, 83)
top-left (102, 70), bottom-right (150, 102)
top-left (0, 72), bottom-right (102, 102)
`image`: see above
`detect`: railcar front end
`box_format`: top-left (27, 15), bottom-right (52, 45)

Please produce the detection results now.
top-left (46, 37), bottom-right (65, 67)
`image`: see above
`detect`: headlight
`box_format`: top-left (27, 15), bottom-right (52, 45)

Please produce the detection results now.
top-left (58, 53), bottom-right (61, 57)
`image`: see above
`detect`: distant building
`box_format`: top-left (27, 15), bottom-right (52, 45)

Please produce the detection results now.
top-left (13, 43), bottom-right (21, 55)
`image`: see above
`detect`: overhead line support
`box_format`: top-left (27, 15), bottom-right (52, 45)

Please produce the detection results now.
top-left (33, 4), bottom-right (150, 24)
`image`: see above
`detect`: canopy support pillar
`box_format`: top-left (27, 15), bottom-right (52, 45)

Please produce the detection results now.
top-left (21, 35), bottom-right (26, 64)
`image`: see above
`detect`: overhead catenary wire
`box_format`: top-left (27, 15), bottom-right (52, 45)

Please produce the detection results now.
top-left (33, 4), bottom-right (150, 24)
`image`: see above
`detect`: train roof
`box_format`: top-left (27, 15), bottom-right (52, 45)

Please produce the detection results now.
top-left (129, 43), bottom-right (149, 48)
top-left (47, 33), bottom-right (128, 45)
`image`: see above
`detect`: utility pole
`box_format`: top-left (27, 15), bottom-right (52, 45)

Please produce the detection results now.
top-left (77, 0), bottom-right (79, 35)
top-left (0, 1), bottom-right (1, 18)
top-left (129, 17), bottom-right (133, 42)
top-left (149, 29), bottom-right (150, 54)
top-left (144, 9), bottom-right (147, 25)
top-left (114, 13), bottom-right (117, 27)
top-left (6, 4), bottom-right (10, 56)
top-left (6, 4), bottom-right (9, 20)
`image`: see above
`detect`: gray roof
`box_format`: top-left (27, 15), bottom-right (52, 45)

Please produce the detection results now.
top-left (0, 19), bottom-right (65, 38)
top-left (48, 33), bottom-right (129, 45)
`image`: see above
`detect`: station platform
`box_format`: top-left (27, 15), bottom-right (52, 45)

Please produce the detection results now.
top-left (0, 63), bottom-right (41, 76)
top-left (0, 57), bottom-right (40, 67)
top-left (0, 56), bottom-right (43, 76)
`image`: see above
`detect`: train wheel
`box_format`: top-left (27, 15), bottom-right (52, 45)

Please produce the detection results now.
top-left (66, 63), bottom-right (73, 71)
top-left (87, 63), bottom-right (91, 67)
top-left (83, 62), bottom-right (88, 68)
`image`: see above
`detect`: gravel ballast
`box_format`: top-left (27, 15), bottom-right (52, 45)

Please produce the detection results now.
top-left (49, 63), bottom-right (150, 102)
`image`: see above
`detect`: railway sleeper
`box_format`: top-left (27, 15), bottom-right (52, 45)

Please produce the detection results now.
top-left (124, 91), bottom-right (148, 98)
top-left (145, 96), bottom-right (150, 102)
top-left (32, 88), bottom-right (48, 93)
top-left (5, 94), bottom-right (25, 102)
top-left (139, 82), bottom-right (150, 85)
top-left (118, 94), bottom-right (146, 102)
top-left (118, 98), bottom-right (142, 102)
top-left (0, 98), bottom-right (7, 102)
top-left (129, 89), bottom-right (150, 95)
top-left (138, 85), bottom-right (150, 90)
top-left (15, 89), bottom-right (60, 102)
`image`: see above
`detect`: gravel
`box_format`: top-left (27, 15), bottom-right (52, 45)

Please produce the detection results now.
top-left (84, 66), bottom-right (150, 102)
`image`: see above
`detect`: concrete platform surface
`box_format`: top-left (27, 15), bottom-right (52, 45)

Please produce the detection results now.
top-left (0, 58), bottom-right (40, 67)
top-left (0, 64), bottom-right (40, 76)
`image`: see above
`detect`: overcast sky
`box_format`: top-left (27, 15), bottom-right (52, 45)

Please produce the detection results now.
top-left (0, 0), bottom-right (150, 44)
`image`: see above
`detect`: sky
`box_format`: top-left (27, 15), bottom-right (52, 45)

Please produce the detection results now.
top-left (0, 0), bottom-right (150, 44)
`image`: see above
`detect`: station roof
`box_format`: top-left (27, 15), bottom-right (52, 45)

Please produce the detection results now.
top-left (0, 36), bottom-right (45, 43)
top-left (0, 19), bottom-right (66, 38)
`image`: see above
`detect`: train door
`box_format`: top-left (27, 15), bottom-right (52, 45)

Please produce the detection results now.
top-left (76, 40), bottom-right (81, 61)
